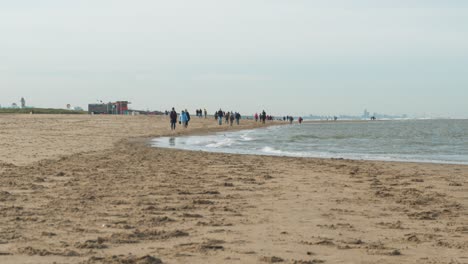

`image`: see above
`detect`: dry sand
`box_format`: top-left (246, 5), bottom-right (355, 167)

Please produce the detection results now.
top-left (0, 114), bottom-right (467, 264)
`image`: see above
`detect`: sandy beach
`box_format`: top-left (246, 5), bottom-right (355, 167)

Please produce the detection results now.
top-left (0, 114), bottom-right (467, 264)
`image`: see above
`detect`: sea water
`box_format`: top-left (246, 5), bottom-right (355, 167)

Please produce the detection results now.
top-left (151, 120), bottom-right (468, 165)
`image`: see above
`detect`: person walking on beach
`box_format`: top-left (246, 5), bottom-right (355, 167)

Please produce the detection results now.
top-left (229, 112), bottom-right (235, 126)
top-left (170, 107), bottom-right (177, 130)
top-left (185, 109), bottom-right (191, 127)
top-left (254, 113), bottom-right (259, 122)
top-left (180, 110), bottom-right (188, 128)
top-left (298, 117), bottom-right (303, 124)
top-left (262, 110), bottom-right (266, 124)
top-left (204, 108), bottom-right (207, 119)
top-left (217, 109), bottom-right (224, 125)
top-left (235, 112), bottom-right (241, 125)
top-left (225, 111), bottom-right (230, 125)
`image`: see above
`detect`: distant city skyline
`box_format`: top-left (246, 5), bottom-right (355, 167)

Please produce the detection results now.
top-left (1, 1), bottom-right (467, 118)
top-left (0, 97), bottom-right (448, 119)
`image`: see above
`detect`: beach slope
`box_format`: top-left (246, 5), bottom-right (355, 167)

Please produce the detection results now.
top-left (0, 115), bottom-right (467, 263)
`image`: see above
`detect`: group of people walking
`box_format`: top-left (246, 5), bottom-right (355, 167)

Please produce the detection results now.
top-left (215, 109), bottom-right (242, 126)
top-left (254, 110), bottom-right (268, 124)
top-left (169, 107), bottom-right (304, 130)
top-left (169, 107), bottom-right (243, 130)
top-left (169, 108), bottom-right (191, 130)
top-left (195, 109), bottom-right (207, 118)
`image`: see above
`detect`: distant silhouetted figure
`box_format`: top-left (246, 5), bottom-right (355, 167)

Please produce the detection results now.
top-left (229, 112), bottom-right (235, 126)
top-left (217, 109), bottom-right (224, 125)
top-left (235, 112), bottom-right (241, 125)
top-left (225, 112), bottom-right (230, 125)
top-left (185, 109), bottom-right (191, 127)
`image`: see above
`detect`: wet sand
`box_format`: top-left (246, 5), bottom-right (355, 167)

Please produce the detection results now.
top-left (0, 114), bottom-right (467, 264)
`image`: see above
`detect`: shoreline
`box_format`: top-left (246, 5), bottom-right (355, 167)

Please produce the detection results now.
top-left (149, 124), bottom-right (468, 167)
top-left (0, 114), bottom-right (467, 263)
top-left (151, 144), bottom-right (468, 167)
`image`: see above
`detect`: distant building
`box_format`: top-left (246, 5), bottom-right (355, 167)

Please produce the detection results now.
top-left (363, 109), bottom-right (370, 119)
top-left (114, 101), bottom-right (130, 115)
top-left (21, 97), bottom-right (26, 108)
top-left (88, 101), bottom-right (131, 115)
top-left (88, 103), bottom-right (111, 114)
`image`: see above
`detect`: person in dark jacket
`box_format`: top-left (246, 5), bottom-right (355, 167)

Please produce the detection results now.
top-left (217, 109), bottom-right (224, 125)
top-left (229, 112), bottom-right (235, 126)
top-left (235, 112), bottom-right (241, 125)
top-left (170, 107), bottom-right (177, 130)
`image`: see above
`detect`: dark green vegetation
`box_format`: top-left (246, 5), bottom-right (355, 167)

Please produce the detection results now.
top-left (0, 108), bottom-right (86, 114)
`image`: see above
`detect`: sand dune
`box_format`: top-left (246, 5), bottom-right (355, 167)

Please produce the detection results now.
top-left (0, 115), bottom-right (467, 263)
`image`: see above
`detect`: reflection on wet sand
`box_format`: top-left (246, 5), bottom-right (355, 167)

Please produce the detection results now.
top-left (169, 137), bottom-right (176, 146)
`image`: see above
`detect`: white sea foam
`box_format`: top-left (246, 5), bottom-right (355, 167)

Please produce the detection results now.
top-left (206, 138), bottom-right (234, 148)
top-left (261, 146), bottom-right (283, 154)
top-left (241, 135), bottom-right (254, 141)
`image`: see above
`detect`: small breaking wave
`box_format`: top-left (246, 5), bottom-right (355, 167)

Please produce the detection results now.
top-left (206, 138), bottom-right (235, 148)
top-left (261, 146), bottom-right (283, 155)
top-left (241, 135), bottom-right (254, 141)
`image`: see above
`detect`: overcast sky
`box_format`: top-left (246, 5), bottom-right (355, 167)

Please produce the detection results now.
top-left (1, 0), bottom-right (467, 117)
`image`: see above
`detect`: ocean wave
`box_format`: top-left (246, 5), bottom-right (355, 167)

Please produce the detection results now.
top-left (206, 138), bottom-right (235, 148)
top-left (241, 135), bottom-right (254, 141)
top-left (261, 146), bottom-right (283, 154)
top-left (289, 134), bottom-right (355, 141)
